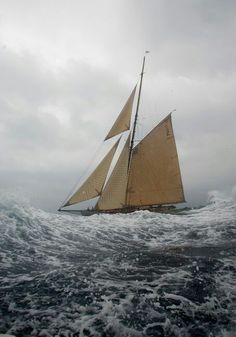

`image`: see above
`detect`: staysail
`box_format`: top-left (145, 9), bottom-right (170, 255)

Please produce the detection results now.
top-left (104, 86), bottom-right (137, 141)
top-left (63, 138), bottom-right (120, 207)
top-left (97, 134), bottom-right (131, 210)
top-left (126, 114), bottom-right (185, 207)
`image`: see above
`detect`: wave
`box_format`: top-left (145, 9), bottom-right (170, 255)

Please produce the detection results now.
top-left (0, 192), bottom-right (236, 336)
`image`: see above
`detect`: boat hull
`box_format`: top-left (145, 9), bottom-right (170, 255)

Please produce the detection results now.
top-left (59, 205), bottom-right (190, 216)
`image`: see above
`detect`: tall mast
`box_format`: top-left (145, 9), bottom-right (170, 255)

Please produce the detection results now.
top-left (128, 52), bottom-right (148, 168)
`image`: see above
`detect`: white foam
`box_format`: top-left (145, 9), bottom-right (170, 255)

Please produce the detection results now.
top-left (0, 191), bottom-right (235, 336)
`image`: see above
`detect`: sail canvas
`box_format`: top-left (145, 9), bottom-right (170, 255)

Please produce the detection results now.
top-left (97, 135), bottom-right (131, 210)
top-left (104, 86), bottom-right (136, 141)
top-left (59, 55), bottom-right (185, 214)
top-left (63, 138), bottom-right (120, 207)
top-left (126, 114), bottom-right (185, 207)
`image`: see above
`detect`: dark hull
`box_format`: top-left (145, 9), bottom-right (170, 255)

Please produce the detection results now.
top-left (59, 205), bottom-right (190, 216)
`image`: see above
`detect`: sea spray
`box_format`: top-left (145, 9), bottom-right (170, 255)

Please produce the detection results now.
top-left (0, 194), bottom-right (236, 336)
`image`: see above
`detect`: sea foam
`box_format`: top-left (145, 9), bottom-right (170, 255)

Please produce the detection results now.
top-left (0, 192), bottom-right (235, 336)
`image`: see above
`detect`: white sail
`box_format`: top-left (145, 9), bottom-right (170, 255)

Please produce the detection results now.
top-left (97, 134), bottom-right (131, 210)
top-left (126, 114), bottom-right (185, 207)
top-left (63, 138), bottom-right (120, 207)
top-left (104, 86), bottom-right (136, 141)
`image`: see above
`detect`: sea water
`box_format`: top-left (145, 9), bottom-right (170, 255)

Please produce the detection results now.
top-left (0, 193), bottom-right (235, 337)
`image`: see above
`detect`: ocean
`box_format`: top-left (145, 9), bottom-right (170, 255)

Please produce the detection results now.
top-left (0, 193), bottom-right (235, 337)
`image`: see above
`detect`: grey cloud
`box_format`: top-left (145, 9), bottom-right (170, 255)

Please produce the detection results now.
top-left (0, 47), bottom-right (134, 210)
top-left (0, 0), bottom-right (235, 211)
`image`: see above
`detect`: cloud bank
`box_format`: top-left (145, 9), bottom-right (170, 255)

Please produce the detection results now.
top-left (0, 0), bottom-right (235, 210)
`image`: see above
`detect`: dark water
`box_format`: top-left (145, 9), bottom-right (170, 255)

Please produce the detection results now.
top-left (0, 193), bottom-right (236, 336)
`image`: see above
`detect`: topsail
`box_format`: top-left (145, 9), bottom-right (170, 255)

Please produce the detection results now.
top-left (104, 86), bottom-right (137, 141)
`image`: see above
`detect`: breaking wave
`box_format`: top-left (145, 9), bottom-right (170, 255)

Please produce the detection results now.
top-left (0, 192), bottom-right (236, 336)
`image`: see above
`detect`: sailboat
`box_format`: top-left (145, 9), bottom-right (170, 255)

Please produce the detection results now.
top-left (59, 54), bottom-right (185, 215)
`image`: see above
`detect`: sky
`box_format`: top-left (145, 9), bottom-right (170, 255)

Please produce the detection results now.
top-left (0, 0), bottom-right (236, 211)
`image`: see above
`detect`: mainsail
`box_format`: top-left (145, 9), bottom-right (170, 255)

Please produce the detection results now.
top-left (62, 138), bottom-right (120, 207)
top-left (126, 114), bottom-right (185, 207)
top-left (104, 86), bottom-right (137, 141)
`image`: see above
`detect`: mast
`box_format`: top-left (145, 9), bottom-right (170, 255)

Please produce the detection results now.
top-left (128, 52), bottom-right (148, 169)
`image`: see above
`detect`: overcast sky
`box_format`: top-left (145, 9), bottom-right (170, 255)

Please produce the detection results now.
top-left (0, 0), bottom-right (236, 211)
